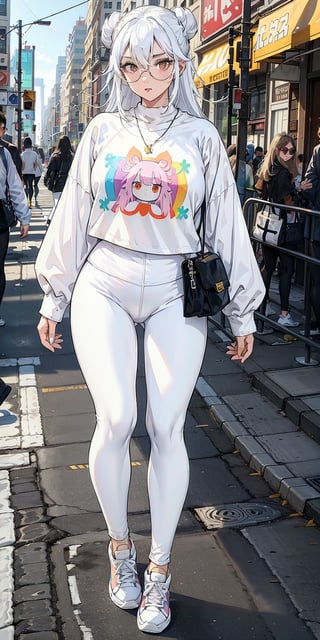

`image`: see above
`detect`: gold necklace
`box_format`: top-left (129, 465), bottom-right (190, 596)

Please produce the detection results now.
top-left (134, 108), bottom-right (179, 154)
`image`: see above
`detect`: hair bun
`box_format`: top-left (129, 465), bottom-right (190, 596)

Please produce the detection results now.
top-left (101, 11), bottom-right (121, 48)
top-left (172, 7), bottom-right (198, 40)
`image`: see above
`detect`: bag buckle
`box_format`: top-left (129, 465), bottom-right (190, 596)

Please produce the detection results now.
top-left (215, 281), bottom-right (225, 293)
top-left (187, 259), bottom-right (197, 290)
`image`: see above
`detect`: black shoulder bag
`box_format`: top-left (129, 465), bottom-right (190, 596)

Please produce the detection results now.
top-left (0, 146), bottom-right (17, 232)
top-left (181, 200), bottom-right (230, 317)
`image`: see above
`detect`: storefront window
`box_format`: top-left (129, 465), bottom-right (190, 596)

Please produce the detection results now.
top-left (270, 108), bottom-right (288, 142)
top-left (249, 86), bottom-right (266, 120)
top-left (208, 82), bottom-right (228, 141)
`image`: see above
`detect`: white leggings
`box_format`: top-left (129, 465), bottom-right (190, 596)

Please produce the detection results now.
top-left (70, 242), bottom-right (207, 565)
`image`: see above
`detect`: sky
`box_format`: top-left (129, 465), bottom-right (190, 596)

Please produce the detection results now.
top-left (10, 0), bottom-right (88, 103)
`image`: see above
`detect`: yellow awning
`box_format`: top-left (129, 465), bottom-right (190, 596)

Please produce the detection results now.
top-left (195, 35), bottom-right (259, 87)
top-left (253, 0), bottom-right (320, 63)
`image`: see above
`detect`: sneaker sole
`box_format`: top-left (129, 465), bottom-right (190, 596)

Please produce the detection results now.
top-left (109, 583), bottom-right (141, 610)
top-left (137, 611), bottom-right (171, 634)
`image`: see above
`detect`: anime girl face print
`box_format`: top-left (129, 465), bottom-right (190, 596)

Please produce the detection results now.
top-left (120, 41), bottom-right (185, 107)
top-left (112, 148), bottom-right (175, 219)
top-left (100, 146), bottom-right (190, 222)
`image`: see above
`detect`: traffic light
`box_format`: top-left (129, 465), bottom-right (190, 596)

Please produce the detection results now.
top-left (23, 90), bottom-right (36, 111)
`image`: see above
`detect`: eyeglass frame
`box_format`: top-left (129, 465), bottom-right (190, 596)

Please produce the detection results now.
top-left (278, 145), bottom-right (296, 156)
top-left (120, 58), bottom-right (175, 83)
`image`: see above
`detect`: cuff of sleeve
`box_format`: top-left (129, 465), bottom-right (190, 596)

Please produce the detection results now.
top-left (39, 294), bottom-right (68, 323)
top-left (227, 312), bottom-right (257, 337)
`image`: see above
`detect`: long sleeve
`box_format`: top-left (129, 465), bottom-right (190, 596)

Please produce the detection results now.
top-left (301, 145), bottom-right (320, 209)
top-left (202, 132), bottom-right (265, 336)
top-left (35, 122), bottom-right (99, 322)
top-left (0, 148), bottom-right (30, 225)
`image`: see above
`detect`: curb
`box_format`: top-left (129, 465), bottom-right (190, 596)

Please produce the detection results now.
top-left (196, 375), bottom-right (320, 527)
top-left (252, 372), bottom-right (320, 445)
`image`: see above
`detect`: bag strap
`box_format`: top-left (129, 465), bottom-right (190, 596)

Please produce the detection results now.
top-left (196, 200), bottom-right (206, 254)
top-left (0, 146), bottom-right (10, 200)
top-left (0, 145), bottom-right (8, 172)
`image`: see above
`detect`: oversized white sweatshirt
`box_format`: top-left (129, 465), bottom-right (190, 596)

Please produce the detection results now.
top-left (35, 104), bottom-right (265, 335)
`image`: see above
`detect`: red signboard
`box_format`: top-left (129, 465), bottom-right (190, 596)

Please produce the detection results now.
top-left (201, 0), bottom-right (243, 41)
top-left (0, 70), bottom-right (8, 86)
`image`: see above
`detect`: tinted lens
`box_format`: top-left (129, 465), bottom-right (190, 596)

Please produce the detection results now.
top-left (280, 146), bottom-right (295, 155)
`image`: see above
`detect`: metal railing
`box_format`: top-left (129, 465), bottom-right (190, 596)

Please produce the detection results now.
top-left (242, 195), bottom-right (320, 365)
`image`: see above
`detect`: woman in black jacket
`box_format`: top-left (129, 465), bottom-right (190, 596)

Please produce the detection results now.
top-left (255, 133), bottom-right (301, 328)
top-left (45, 135), bottom-right (73, 223)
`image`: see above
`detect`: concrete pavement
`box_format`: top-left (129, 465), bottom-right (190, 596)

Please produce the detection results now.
top-left (0, 181), bottom-right (320, 638)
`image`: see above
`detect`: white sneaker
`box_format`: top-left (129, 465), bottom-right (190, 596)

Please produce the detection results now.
top-left (137, 570), bottom-right (171, 634)
top-left (277, 313), bottom-right (299, 328)
top-left (0, 318), bottom-right (5, 327)
top-left (108, 541), bottom-right (141, 609)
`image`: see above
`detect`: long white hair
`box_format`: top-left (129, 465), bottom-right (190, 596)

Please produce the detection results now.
top-left (101, 6), bottom-right (203, 119)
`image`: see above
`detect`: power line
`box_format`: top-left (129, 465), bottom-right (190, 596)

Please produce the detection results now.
top-left (7, 1), bottom-right (88, 35)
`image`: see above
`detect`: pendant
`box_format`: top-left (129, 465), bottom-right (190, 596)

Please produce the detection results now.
top-left (144, 144), bottom-right (153, 154)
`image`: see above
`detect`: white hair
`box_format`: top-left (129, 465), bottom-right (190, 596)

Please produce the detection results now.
top-left (101, 6), bottom-right (203, 119)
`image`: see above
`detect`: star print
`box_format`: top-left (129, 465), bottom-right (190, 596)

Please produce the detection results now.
top-left (177, 206), bottom-right (189, 220)
top-left (176, 159), bottom-right (190, 175)
top-left (105, 153), bottom-right (116, 167)
top-left (99, 198), bottom-right (110, 211)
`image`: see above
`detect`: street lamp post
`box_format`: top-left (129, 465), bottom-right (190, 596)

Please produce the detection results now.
top-left (17, 20), bottom-right (22, 153)
top-left (16, 19), bottom-right (51, 152)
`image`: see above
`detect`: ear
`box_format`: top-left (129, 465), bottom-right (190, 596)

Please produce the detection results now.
top-left (178, 61), bottom-right (186, 76)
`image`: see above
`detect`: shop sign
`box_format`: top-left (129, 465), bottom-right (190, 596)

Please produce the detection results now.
top-left (273, 83), bottom-right (289, 102)
top-left (201, 0), bottom-right (243, 41)
top-left (254, 0), bottom-right (320, 62)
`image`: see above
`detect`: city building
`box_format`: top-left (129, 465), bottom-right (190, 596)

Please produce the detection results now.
top-left (81, 0), bottom-right (121, 130)
top-left (60, 19), bottom-right (87, 149)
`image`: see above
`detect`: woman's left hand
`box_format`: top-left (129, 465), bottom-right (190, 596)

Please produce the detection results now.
top-left (226, 334), bottom-right (254, 363)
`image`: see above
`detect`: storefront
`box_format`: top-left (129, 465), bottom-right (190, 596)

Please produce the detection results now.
top-left (195, 35), bottom-right (265, 147)
top-left (196, 0), bottom-right (320, 156)
top-left (253, 0), bottom-right (320, 154)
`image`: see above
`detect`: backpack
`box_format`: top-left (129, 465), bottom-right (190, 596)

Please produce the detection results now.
top-left (44, 153), bottom-right (61, 191)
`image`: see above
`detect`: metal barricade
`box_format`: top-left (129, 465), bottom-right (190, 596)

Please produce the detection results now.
top-left (242, 196), bottom-right (320, 365)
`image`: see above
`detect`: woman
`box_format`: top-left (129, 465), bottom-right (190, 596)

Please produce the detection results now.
top-left (44, 135), bottom-right (73, 223)
top-left (36, 7), bottom-right (264, 634)
top-left (33, 148), bottom-right (43, 207)
top-left (21, 137), bottom-right (37, 208)
top-left (255, 133), bottom-right (301, 328)
top-left (0, 146), bottom-right (30, 326)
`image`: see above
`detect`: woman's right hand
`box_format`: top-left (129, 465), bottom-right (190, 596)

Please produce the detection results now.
top-left (37, 316), bottom-right (63, 352)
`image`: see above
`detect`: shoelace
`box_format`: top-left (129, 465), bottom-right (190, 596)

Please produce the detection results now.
top-left (114, 557), bottom-right (137, 586)
top-left (143, 581), bottom-right (167, 609)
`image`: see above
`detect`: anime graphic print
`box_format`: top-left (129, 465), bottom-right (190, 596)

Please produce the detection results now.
top-left (99, 147), bottom-right (190, 221)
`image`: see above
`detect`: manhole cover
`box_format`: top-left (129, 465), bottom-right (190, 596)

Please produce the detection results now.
top-left (194, 502), bottom-right (281, 529)
top-left (306, 476), bottom-right (320, 492)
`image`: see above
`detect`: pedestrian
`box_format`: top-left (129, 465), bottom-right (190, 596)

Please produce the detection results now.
top-left (252, 145), bottom-right (264, 176)
top-left (0, 144), bottom-right (30, 326)
top-left (33, 148), bottom-right (43, 207)
top-left (227, 144), bottom-right (254, 204)
top-left (255, 132), bottom-right (301, 328)
top-left (44, 135), bottom-right (73, 224)
top-left (21, 137), bottom-right (37, 208)
top-left (35, 6), bottom-right (264, 634)
top-left (300, 141), bottom-right (320, 336)
top-left (0, 112), bottom-right (23, 179)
